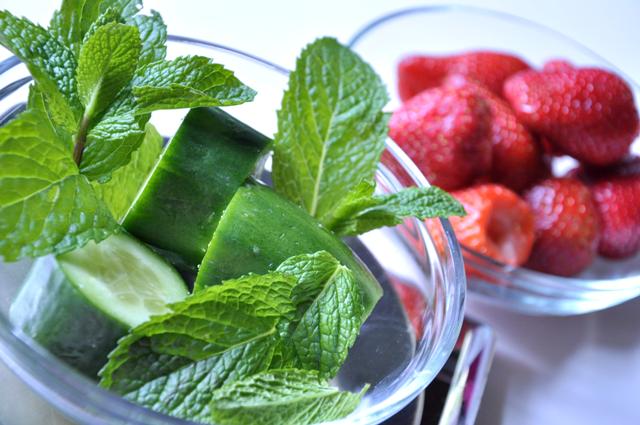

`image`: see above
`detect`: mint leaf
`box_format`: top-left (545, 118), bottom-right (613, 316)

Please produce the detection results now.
top-left (101, 0), bottom-right (142, 19)
top-left (28, 84), bottom-right (76, 143)
top-left (328, 184), bottom-right (466, 236)
top-left (77, 22), bottom-right (141, 118)
top-left (81, 7), bottom-right (125, 47)
top-left (210, 369), bottom-right (367, 425)
top-left (109, 337), bottom-right (278, 423)
top-left (0, 110), bottom-right (119, 261)
top-left (0, 11), bottom-right (81, 113)
top-left (0, 109), bottom-right (75, 205)
top-left (80, 113), bottom-right (146, 181)
top-left (290, 263), bottom-right (363, 379)
top-left (129, 10), bottom-right (166, 65)
top-left (50, 0), bottom-right (141, 53)
top-left (0, 174), bottom-right (119, 261)
top-left (272, 251), bottom-right (365, 379)
top-left (272, 37), bottom-right (389, 224)
top-left (99, 272), bottom-right (296, 386)
top-left (93, 122), bottom-right (162, 220)
top-left (276, 251), bottom-right (341, 316)
top-left (131, 56), bottom-right (256, 113)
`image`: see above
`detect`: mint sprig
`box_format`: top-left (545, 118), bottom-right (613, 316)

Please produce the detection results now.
top-left (273, 37), bottom-right (464, 236)
top-left (99, 252), bottom-right (367, 424)
top-left (0, 1), bottom-right (256, 261)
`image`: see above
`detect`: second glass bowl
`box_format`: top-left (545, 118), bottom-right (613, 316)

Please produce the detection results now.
top-left (349, 5), bottom-right (640, 315)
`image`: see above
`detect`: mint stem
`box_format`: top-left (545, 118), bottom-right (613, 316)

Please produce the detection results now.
top-left (73, 115), bottom-right (91, 165)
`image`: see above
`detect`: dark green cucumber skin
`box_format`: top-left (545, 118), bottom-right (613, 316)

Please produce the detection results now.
top-left (124, 107), bottom-right (272, 268)
top-left (194, 184), bottom-right (383, 317)
top-left (10, 258), bottom-right (125, 378)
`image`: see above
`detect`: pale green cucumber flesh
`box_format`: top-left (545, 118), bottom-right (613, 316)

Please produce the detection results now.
top-left (10, 232), bottom-right (188, 377)
top-left (57, 232), bottom-right (188, 327)
top-left (194, 184), bottom-right (383, 317)
top-left (123, 107), bottom-right (272, 269)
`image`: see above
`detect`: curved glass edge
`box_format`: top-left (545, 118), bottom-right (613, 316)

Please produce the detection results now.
top-left (347, 4), bottom-right (640, 302)
top-left (0, 38), bottom-right (466, 425)
top-left (348, 140), bottom-right (466, 424)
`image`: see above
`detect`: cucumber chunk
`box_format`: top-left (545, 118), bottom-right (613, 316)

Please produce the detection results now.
top-left (123, 107), bottom-right (272, 269)
top-left (10, 233), bottom-right (188, 377)
top-left (194, 184), bottom-right (383, 317)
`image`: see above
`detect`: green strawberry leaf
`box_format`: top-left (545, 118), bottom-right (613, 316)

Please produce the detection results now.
top-left (79, 113), bottom-right (146, 181)
top-left (0, 110), bottom-right (119, 261)
top-left (131, 56), bottom-right (256, 113)
top-left (128, 10), bottom-right (166, 66)
top-left (0, 11), bottom-right (81, 114)
top-left (92, 122), bottom-right (163, 221)
top-left (209, 369), bottom-right (367, 425)
top-left (272, 37), bottom-right (389, 223)
top-left (327, 183), bottom-right (466, 236)
top-left (76, 22), bottom-right (141, 118)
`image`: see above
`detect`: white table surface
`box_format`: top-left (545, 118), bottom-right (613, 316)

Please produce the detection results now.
top-left (1, 1), bottom-right (640, 424)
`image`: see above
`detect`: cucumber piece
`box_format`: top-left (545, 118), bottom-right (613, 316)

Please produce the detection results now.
top-left (123, 107), bottom-right (272, 269)
top-left (10, 233), bottom-right (188, 377)
top-left (194, 184), bottom-right (383, 317)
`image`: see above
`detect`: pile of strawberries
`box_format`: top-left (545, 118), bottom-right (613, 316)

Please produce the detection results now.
top-left (389, 51), bottom-right (640, 277)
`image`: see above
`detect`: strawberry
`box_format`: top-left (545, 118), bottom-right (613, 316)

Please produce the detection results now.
top-left (390, 278), bottom-right (426, 339)
top-left (449, 184), bottom-right (535, 266)
top-left (398, 51), bottom-right (529, 101)
top-left (524, 178), bottom-right (600, 276)
top-left (542, 59), bottom-right (574, 72)
top-left (445, 75), bottom-right (544, 191)
top-left (389, 86), bottom-right (492, 191)
top-left (504, 67), bottom-right (639, 166)
top-left (572, 156), bottom-right (640, 258)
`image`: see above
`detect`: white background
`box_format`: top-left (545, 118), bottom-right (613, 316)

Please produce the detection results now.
top-left (1, 1), bottom-right (640, 424)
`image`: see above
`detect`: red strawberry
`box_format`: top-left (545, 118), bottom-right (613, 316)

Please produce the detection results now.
top-left (391, 278), bottom-right (426, 339)
top-left (446, 75), bottom-right (544, 191)
top-left (542, 59), bottom-right (574, 72)
top-left (449, 184), bottom-right (535, 266)
top-left (524, 178), bottom-right (600, 276)
top-left (389, 86), bottom-right (492, 190)
top-left (572, 156), bottom-right (640, 258)
top-left (398, 51), bottom-right (530, 101)
top-left (539, 135), bottom-right (565, 157)
top-left (504, 67), bottom-right (639, 166)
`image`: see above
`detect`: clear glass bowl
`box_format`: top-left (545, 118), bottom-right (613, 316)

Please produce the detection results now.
top-left (348, 5), bottom-right (640, 316)
top-left (0, 37), bottom-right (466, 425)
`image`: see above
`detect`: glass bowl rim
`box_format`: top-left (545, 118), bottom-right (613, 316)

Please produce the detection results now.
top-left (0, 35), bottom-right (466, 425)
top-left (347, 3), bottom-right (640, 294)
